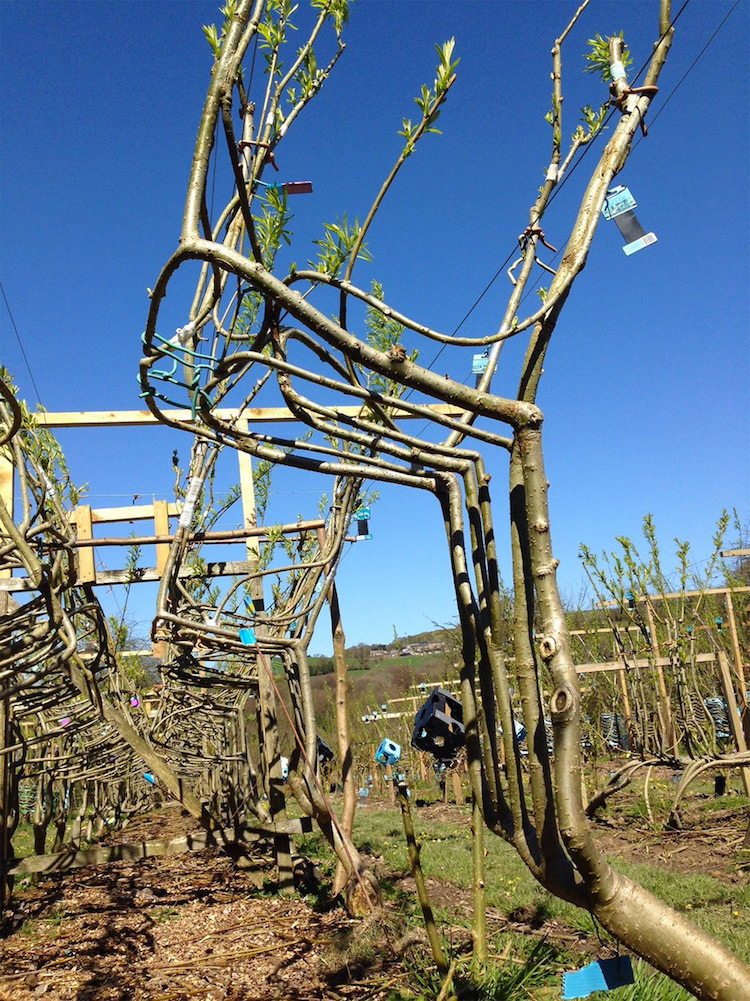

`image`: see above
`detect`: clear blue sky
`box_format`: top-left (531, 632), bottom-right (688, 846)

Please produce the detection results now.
top-left (1, 1), bottom-right (748, 655)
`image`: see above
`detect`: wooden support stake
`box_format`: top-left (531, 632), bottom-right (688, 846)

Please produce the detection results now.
top-left (451, 768), bottom-right (464, 806)
top-left (724, 589), bottom-right (747, 707)
top-left (74, 505), bottom-right (96, 582)
top-left (240, 443), bottom-right (292, 893)
top-left (618, 670), bottom-right (633, 748)
top-left (717, 651), bottom-right (750, 798)
top-left (645, 603), bottom-right (676, 753)
top-left (153, 499), bottom-right (170, 574)
top-left (0, 453), bottom-right (13, 580)
top-left (0, 691), bottom-right (14, 906)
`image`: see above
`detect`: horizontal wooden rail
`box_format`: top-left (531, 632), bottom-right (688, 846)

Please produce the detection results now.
top-left (576, 652), bottom-right (717, 675)
top-left (34, 404), bottom-right (464, 429)
top-left (0, 559), bottom-right (255, 592)
top-left (8, 817), bottom-right (314, 876)
top-left (50, 519), bottom-right (326, 550)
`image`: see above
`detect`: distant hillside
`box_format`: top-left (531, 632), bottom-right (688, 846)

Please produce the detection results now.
top-left (308, 625), bottom-right (454, 678)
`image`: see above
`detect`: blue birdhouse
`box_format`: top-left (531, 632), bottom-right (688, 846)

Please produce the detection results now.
top-left (375, 738), bottom-right (401, 766)
top-left (353, 507), bottom-right (372, 541)
top-left (412, 687), bottom-right (465, 760)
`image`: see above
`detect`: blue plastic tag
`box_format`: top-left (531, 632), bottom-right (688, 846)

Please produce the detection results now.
top-left (472, 353), bottom-right (489, 375)
top-left (602, 186), bottom-right (637, 220)
top-left (562, 957), bottom-right (634, 999)
top-left (239, 627), bottom-right (256, 645)
top-left (623, 233), bottom-right (658, 255)
top-left (244, 596), bottom-right (255, 614)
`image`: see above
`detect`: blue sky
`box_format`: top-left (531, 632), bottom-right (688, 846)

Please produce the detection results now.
top-left (1, 0), bottom-right (748, 654)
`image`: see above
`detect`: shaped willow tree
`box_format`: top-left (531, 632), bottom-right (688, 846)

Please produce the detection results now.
top-left (151, 431), bottom-right (375, 898)
top-left (139, 1), bottom-right (749, 996)
top-left (0, 378), bottom-right (202, 904)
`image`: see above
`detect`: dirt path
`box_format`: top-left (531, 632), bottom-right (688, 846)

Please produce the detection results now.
top-left (1, 814), bottom-right (357, 1001)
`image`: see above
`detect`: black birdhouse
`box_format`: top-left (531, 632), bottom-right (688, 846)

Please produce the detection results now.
top-left (412, 687), bottom-right (465, 760)
top-left (316, 735), bottom-right (334, 769)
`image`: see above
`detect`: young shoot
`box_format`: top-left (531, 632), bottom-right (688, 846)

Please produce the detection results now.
top-left (583, 31), bottom-right (632, 81)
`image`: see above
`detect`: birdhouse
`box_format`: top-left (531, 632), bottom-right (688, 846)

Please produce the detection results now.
top-left (412, 687), bottom-right (465, 759)
top-left (316, 735), bottom-right (334, 768)
top-left (626, 591), bottom-right (636, 611)
top-left (375, 738), bottom-right (401, 766)
top-left (602, 185), bottom-right (657, 255)
top-left (353, 507), bottom-right (372, 540)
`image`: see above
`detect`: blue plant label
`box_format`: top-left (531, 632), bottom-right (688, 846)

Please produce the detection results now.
top-left (623, 232), bottom-right (658, 255)
top-left (602, 186), bottom-right (637, 220)
top-left (143, 772), bottom-right (155, 785)
top-left (239, 627), bottom-right (256, 645)
top-left (472, 353), bottom-right (489, 375)
top-left (562, 957), bottom-right (634, 999)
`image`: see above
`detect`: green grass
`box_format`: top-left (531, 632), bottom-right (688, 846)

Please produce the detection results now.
top-left (343, 802), bottom-right (750, 979)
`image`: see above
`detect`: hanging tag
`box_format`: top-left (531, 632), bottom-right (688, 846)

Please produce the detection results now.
top-left (562, 957), bottom-right (634, 999)
top-left (143, 772), bottom-right (156, 785)
top-left (602, 186), bottom-right (657, 255)
top-left (239, 627), bottom-right (256, 646)
top-left (244, 595), bottom-right (255, 614)
top-left (472, 352), bottom-right (489, 375)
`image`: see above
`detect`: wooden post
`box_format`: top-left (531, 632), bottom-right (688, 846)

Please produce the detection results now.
top-left (0, 453), bottom-right (13, 580)
top-left (717, 651), bottom-right (750, 798)
top-left (724, 590), bottom-right (747, 707)
top-left (236, 419), bottom-right (260, 565)
top-left (645, 603), bottom-right (675, 752)
top-left (237, 436), bottom-right (293, 892)
top-left (74, 505), bottom-right (96, 583)
top-left (0, 692), bottom-right (14, 906)
top-left (451, 768), bottom-right (464, 806)
top-left (617, 669), bottom-right (633, 746)
top-left (386, 764), bottom-right (396, 805)
top-left (153, 499), bottom-right (170, 574)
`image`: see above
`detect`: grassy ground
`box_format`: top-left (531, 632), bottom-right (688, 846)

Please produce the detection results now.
top-left (295, 783), bottom-right (750, 1000)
